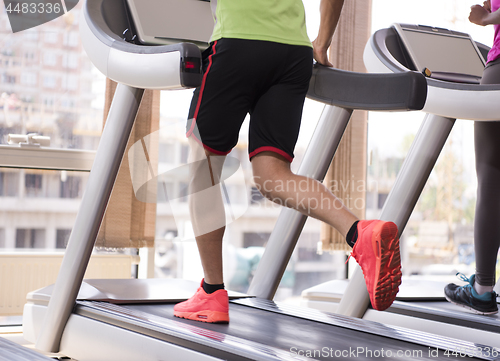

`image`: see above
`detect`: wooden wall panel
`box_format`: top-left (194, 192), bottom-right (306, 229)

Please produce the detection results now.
top-left (320, 0), bottom-right (372, 252)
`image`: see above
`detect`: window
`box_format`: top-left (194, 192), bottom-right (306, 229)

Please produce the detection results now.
top-left (56, 229), bottom-right (71, 249)
top-left (60, 98), bottom-right (75, 108)
top-left (23, 31), bottom-right (38, 41)
top-left (157, 181), bottom-right (174, 203)
top-left (0, 171), bottom-right (19, 197)
top-left (180, 144), bottom-right (189, 163)
top-left (377, 193), bottom-right (388, 209)
top-left (62, 53), bottom-right (79, 69)
top-left (250, 186), bottom-right (264, 204)
top-left (24, 51), bottom-right (35, 61)
top-left (243, 232), bottom-right (270, 248)
top-left (20, 72), bottom-right (37, 86)
top-left (44, 32), bottom-right (58, 44)
top-left (25, 173), bottom-right (42, 197)
top-left (66, 75), bottom-right (78, 90)
top-left (2, 74), bottom-right (16, 84)
top-left (178, 182), bottom-right (189, 203)
top-left (159, 142), bottom-right (176, 164)
top-left (21, 95), bottom-right (34, 103)
top-left (43, 97), bottom-right (55, 106)
top-left (63, 31), bottom-right (79, 47)
top-left (43, 51), bottom-right (57, 66)
top-left (43, 75), bottom-right (57, 88)
top-left (61, 75), bottom-right (78, 90)
top-left (60, 175), bottom-right (81, 198)
top-left (15, 229), bottom-right (45, 248)
top-left (1, 48), bottom-right (13, 56)
top-left (0, 229), bottom-right (5, 248)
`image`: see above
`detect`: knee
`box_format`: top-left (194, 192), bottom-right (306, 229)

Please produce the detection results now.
top-left (253, 168), bottom-right (291, 201)
top-left (251, 152), bottom-right (293, 199)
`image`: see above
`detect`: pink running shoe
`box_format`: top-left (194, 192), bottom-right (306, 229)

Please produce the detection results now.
top-left (173, 280), bottom-right (229, 323)
top-left (351, 220), bottom-right (402, 311)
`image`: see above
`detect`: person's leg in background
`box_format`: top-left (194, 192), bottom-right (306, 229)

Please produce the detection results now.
top-left (473, 59), bottom-right (500, 293)
top-left (444, 59), bottom-right (500, 314)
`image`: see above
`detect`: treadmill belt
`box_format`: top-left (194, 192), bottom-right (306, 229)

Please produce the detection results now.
top-left (0, 337), bottom-right (52, 361)
top-left (390, 300), bottom-right (500, 333)
top-left (114, 298), bottom-right (490, 361)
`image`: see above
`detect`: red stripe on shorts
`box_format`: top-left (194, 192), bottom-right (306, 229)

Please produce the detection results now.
top-left (249, 146), bottom-right (293, 163)
top-left (186, 41), bottom-right (218, 137)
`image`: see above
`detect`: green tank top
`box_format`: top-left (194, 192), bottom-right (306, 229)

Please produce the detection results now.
top-left (210, 0), bottom-right (311, 47)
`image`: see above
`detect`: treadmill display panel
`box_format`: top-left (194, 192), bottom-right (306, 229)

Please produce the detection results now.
top-left (126, 0), bottom-right (213, 48)
top-left (394, 23), bottom-right (486, 80)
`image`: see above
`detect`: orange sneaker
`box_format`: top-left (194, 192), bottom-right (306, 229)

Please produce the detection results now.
top-left (173, 280), bottom-right (229, 323)
top-left (351, 220), bottom-right (402, 311)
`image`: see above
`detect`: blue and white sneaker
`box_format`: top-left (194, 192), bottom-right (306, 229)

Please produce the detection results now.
top-left (444, 274), bottom-right (498, 315)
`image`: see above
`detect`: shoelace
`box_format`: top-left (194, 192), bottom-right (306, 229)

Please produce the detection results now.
top-left (455, 272), bottom-right (472, 284)
top-left (455, 272), bottom-right (499, 299)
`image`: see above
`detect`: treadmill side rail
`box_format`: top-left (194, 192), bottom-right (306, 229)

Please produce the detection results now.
top-left (307, 65), bottom-right (427, 111)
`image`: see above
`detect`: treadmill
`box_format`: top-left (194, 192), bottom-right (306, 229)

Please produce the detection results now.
top-left (0, 337), bottom-right (52, 361)
top-left (301, 24), bottom-right (500, 349)
top-left (21, 2), bottom-right (497, 360)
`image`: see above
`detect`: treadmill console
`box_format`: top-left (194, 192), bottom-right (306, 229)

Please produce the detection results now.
top-left (393, 23), bottom-right (486, 84)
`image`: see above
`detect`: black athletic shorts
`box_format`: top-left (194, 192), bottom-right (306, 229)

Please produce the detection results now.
top-left (186, 38), bottom-right (313, 162)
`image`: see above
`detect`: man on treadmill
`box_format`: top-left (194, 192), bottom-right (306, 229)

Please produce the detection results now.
top-left (174, 0), bottom-right (403, 323)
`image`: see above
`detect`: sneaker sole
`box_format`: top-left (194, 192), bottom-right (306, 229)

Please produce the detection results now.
top-left (174, 310), bottom-right (229, 323)
top-left (444, 295), bottom-right (498, 315)
top-left (370, 221), bottom-right (402, 311)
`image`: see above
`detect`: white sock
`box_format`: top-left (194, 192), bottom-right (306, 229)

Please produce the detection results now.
top-left (474, 281), bottom-right (494, 295)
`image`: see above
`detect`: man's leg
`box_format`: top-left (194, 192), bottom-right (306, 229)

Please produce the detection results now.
top-left (194, 228), bottom-right (225, 285)
top-left (174, 144), bottom-right (230, 323)
top-left (251, 151), bottom-right (401, 311)
top-left (188, 143), bottom-right (226, 285)
top-left (251, 152), bottom-right (357, 237)
top-left (175, 39), bottom-right (276, 323)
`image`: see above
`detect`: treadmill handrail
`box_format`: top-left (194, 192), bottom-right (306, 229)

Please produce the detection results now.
top-left (307, 64), bottom-right (427, 111)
